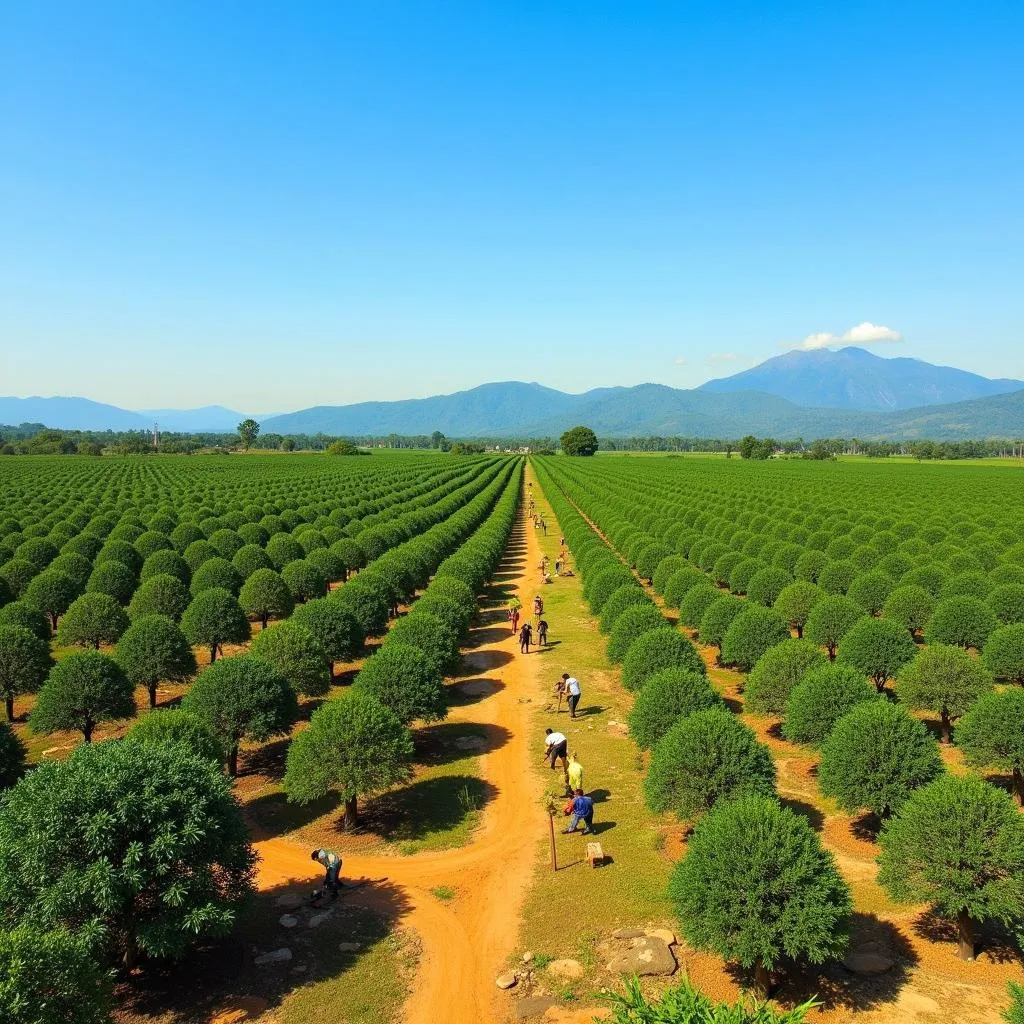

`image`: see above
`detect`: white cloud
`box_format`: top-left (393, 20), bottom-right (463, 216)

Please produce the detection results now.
top-left (707, 352), bottom-right (739, 365)
top-left (796, 322), bottom-right (903, 350)
top-left (674, 356), bottom-right (688, 366)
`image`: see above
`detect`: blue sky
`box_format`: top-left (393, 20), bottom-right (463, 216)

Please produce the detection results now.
top-left (1, 1), bottom-right (1022, 412)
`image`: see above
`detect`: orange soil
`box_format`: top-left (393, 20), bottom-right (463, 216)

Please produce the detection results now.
top-left (253, 511), bottom-right (545, 1024)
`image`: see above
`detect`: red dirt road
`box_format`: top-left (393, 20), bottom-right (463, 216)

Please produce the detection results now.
top-left (254, 509), bottom-right (544, 1024)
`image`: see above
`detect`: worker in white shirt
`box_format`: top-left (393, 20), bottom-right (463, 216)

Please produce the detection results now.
top-left (543, 727), bottom-right (570, 791)
top-left (562, 673), bottom-right (582, 719)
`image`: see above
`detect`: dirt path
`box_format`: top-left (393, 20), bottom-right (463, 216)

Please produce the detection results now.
top-left (254, 498), bottom-right (545, 1024)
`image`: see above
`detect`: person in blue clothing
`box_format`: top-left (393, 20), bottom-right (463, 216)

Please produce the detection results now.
top-left (311, 847), bottom-right (343, 897)
top-left (562, 789), bottom-right (595, 835)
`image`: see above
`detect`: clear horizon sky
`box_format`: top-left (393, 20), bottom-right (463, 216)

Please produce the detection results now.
top-left (1, 1), bottom-right (1022, 412)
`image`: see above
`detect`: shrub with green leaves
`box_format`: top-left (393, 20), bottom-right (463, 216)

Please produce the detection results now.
top-left (882, 584), bottom-right (935, 637)
top-left (837, 616), bottom-right (918, 691)
top-left (744, 638), bottom-right (827, 718)
top-left (0, 625), bottom-right (52, 721)
top-left (238, 568), bottom-right (294, 629)
top-left (678, 583), bottom-right (725, 630)
top-left (663, 566), bottom-right (710, 609)
top-left (126, 573), bottom-right (191, 622)
top-left (645, 708), bottom-right (776, 819)
top-left (598, 584), bottom-right (650, 634)
top-left (56, 593), bottom-right (129, 650)
top-left (846, 570), bottom-right (896, 615)
top-left (385, 612), bottom-right (460, 676)
top-left (291, 597), bottom-right (363, 668)
top-left (0, 601), bottom-right (49, 641)
top-left (249, 620), bottom-right (331, 697)
top-left (24, 569), bottom-right (78, 630)
top-left (773, 580), bottom-right (824, 638)
top-left (628, 668), bottom-right (725, 750)
top-left (180, 588), bottom-right (251, 663)
top-left (804, 595), bottom-right (866, 659)
top-left (0, 721), bottom-right (26, 789)
top-left (957, 689), bottom-right (1024, 804)
top-left (607, 604), bottom-right (669, 663)
top-left (926, 595), bottom-right (999, 650)
top-left (114, 614), bottom-right (196, 709)
top-left (720, 606), bottom-right (790, 672)
top-left (622, 627), bottom-right (705, 691)
top-left (697, 594), bottom-right (746, 651)
top-left (818, 700), bottom-right (943, 818)
top-left (896, 644), bottom-right (992, 743)
top-left (983, 624), bottom-right (1024, 683)
top-left (586, 564), bottom-right (639, 614)
top-left (782, 664), bottom-right (877, 747)
top-left (124, 708), bottom-right (224, 763)
top-left (354, 642), bottom-right (447, 725)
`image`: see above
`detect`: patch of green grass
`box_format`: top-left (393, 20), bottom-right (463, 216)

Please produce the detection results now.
top-left (531, 951), bottom-right (555, 969)
top-left (431, 885), bottom-right (455, 901)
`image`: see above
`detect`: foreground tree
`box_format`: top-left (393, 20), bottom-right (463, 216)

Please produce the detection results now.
top-left (669, 795), bottom-right (851, 995)
top-left (628, 668), bottom-right (725, 750)
top-left (957, 689), bottom-right (1024, 804)
top-left (644, 708), bottom-right (776, 820)
top-left (0, 625), bottom-right (53, 721)
top-left (31, 651), bottom-right (136, 742)
top-left (354, 643), bottom-right (447, 725)
top-left (114, 615), bottom-right (196, 709)
top-left (181, 654), bottom-right (298, 775)
top-left (0, 925), bottom-right (113, 1024)
top-left (878, 776), bottom-right (1024, 960)
top-left (0, 740), bottom-right (255, 969)
top-left (818, 700), bottom-right (943, 820)
top-left (124, 708), bottom-right (224, 763)
top-left (782, 663), bottom-right (878, 747)
top-left (179, 587), bottom-right (251, 663)
top-left (55, 593), bottom-right (129, 650)
top-left (284, 690), bottom-right (414, 829)
top-left (837, 616), bottom-right (918, 692)
top-left (896, 644), bottom-right (993, 743)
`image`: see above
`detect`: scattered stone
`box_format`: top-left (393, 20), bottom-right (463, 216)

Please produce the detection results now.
top-left (607, 935), bottom-right (677, 977)
top-left (254, 947), bottom-right (292, 967)
top-left (546, 958), bottom-right (583, 982)
top-left (338, 941), bottom-right (363, 953)
top-left (454, 735), bottom-right (487, 751)
top-left (290, 964), bottom-right (307, 974)
top-left (308, 910), bottom-right (334, 928)
top-left (278, 914), bottom-right (298, 929)
top-left (843, 940), bottom-right (896, 975)
top-left (513, 996), bottom-right (557, 1020)
top-left (496, 972), bottom-right (518, 990)
top-left (522, 951), bottom-right (534, 963)
top-left (274, 893), bottom-right (305, 910)
top-left (611, 928), bottom-right (644, 939)
top-left (606, 721), bottom-right (630, 736)
top-left (645, 927), bottom-right (676, 946)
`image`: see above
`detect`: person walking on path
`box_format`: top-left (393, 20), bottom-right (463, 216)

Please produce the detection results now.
top-left (519, 621), bottom-right (533, 654)
top-left (311, 847), bottom-right (343, 898)
top-left (562, 673), bottom-right (581, 718)
top-left (533, 594), bottom-right (544, 627)
top-left (508, 600), bottom-right (521, 636)
top-left (543, 727), bottom-right (570, 791)
top-left (540, 517), bottom-right (547, 535)
top-left (537, 619), bottom-right (549, 647)
top-left (567, 752), bottom-right (583, 793)
top-left (563, 790), bottom-right (595, 835)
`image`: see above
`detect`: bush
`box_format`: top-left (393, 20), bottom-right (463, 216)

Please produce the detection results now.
top-left (878, 776), bottom-right (1024, 960)
top-left (746, 567), bottom-right (793, 608)
top-left (606, 604), bottom-right (666, 663)
top-left (697, 594), bottom-right (745, 651)
top-left (926, 595), bottom-right (998, 650)
top-left (124, 708), bottom-right (224, 763)
top-left (837, 616), bottom-right (918, 691)
top-left (291, 598), bottom-right (364, 667)
top-left (189, 557), bottom-right (243, 598)
top-left (231, 544), bottom-right (273, 580)
top-left (332, 580), bottom-right (390, 636)
top-left (266, 533), bottom-right (304, 569)
top-left (744, 639), bottom-right (827, 718)
top-left (24, 570), bottom-right (78, 630)
top-left (774, 581), bottom-right (825, 638)
top-left (282, 559), bottom-right (328, 603)
top-left (983, 624), bottom-right (1024, 683)
top-left (720, 606), bottom-right (789, 672)
top-left (847, 570), bottom-right (896, 615)
top-left (0, 721), bottom-right (26, 788)
top-left (114, 615), bottom-right (197, 709)
top-left (0, 625), bottom-right (52, 721)
top-left (652, 555), bottom-right (686, 596)
top-left (882, 584), bottom-right (935, 637)
top-left (818, 560), bottom-right (858, 596)
top-left (645, 709), bottom-right (776, 819)
top-left (957, 689), bottom-right (1024, 804)
top-left (249, 620), bottom-right (331, 697)
top-left (896, 644), bottom-right (992, 743)
top-left (728, 558), bottom-right (765, 595)
top-left (818, 701), bottom-right (943, 818)
top-left (783, 664), bottom-right (878, 746)
top-left (0, 601), bottom-right (49, 641)
top-left (30, 651), bottom-right (136, 743)
top-left (238, 568), bottom-right (294, 628)
top-left (56, 593), bottom-right (129, 649)
top-left (599, 584), bottom-right (650, 634)
top-left (804, 595), bottom-right (866, 659)
top-left (663, 567), bottom-right (709, 609)
top-left (139, 549), bottom-right (190, 585)
top-left (126, 573), bottom-right (191, 622)
top-left (623, 627), bottom-right (705, 692)
top-left (0, 740), bottom-right (255, 967)
top-left (587, 565), bottom-right (638, 614)
top-left (284, 690), bottom-right (413, 829)
top-left (385, 612), bottom-right (460, 676)
top-left (679, 583), bottom-right (726, 630)
top-left (86, 561), bottom-right (136, 606)
top-left (628, 668), bottom-right (725, 750)
top-left (355, 643), bottom-right (447, 725)
top-left (668, 795), bottom-right (850, 990)
top-left (180, 588), bottom-right (251, 663)
top-left (988, 584), bottom-right (1024, 626)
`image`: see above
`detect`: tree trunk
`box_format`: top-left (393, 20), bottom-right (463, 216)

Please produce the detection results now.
top-left (827, 644), bottom-right (837, 661)
top-left (210, 643), bottom-right (218, 664)
top-left (262, 612), bottom-right (268, 629)
top-left (874, 675), bottom-right (887, 693)
top-left (49, 612), bottom-right (58, 631)
top-left (795, 625), bottom-right (803, 638)
top-left (148, 683), bottom-right (158, 710)
top-left (83, 718), bottom-right (94, 743)
top-left (1013, 767), bottom-right (1023, 806)
top-left (4, 694), bottom-right (13, 722)
top-left (93, 639), bottom-right (101, 650)
top-left (941, 710), bottom-right (952, 744)
top-left (122, 933), bottom-right (138, 972)
top-left (753, 962), bottom-right (772, 999)
top-left (228, 744), bottom-right (239, 777)
top-left (957, 910), bottom-right (975, 960)
top-left (344, 795), bottom-right (358, 830)
top-left (342, 568), bottom-right (348, 583)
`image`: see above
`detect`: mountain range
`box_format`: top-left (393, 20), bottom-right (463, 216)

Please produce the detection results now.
top-left (3, 348), bottom-right (1022, 440)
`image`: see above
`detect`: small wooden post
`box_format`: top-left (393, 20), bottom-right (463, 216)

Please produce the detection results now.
top-left (543, 794), bottom-right (559, 871)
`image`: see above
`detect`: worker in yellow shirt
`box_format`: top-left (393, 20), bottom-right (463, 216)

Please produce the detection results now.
top-left (567, 753), bottom-right (583, 793)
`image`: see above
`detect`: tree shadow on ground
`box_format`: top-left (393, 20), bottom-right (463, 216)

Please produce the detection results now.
top-left (779, 796), bottom-right (825, 832)
top-left (239, 735), bottom-right (292, 782)
top-left (115, 876), bottom-right (412, 1023)
top-left (850, 811), bottom-right (883, 843)
top-left (913, 909), bottom-right (1024, 965)
top-left (447, 677), bottom-right (505, 706)
top-left (364, 774), bottom-right (498, 843)
top-left (245, 790), bottom-right (343, 841)
top-left (451, 646), bottom-right (514, 675)
top-left (413, 721), bottom-right (512, 765)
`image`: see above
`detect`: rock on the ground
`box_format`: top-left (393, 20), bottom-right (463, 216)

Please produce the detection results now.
top-left (843, 941), bottom-right (896, 975)
top-left (496, 972), bottom-right (518, 989)
top-left (645, 927), bottom-right (676, 946)
top-left (308, 910), bottom-right (334, 928)
top-left (607, 935), bottom-right (677, 977)
top-left (512, 996), bottom-right (556, 1020)
top-left (546, 958), bottom-right (584, 981)
top-left (254, 948), bottom-right (292, 967)
top-left (278, 914), bottom-right (299, 929)
top-left (611, 927), bottom-right (644, 939)
top-left (338, 941), bottom-right (363, 953)
top-left (274, 893), bottom-right (305, 910)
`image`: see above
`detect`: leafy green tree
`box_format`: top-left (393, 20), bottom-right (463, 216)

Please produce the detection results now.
top-left (988, 584), bottom-right (1024, 626)
top-left (882, 584), bottom-right (935, 637)
top-left (0, 560), bottom-right (39, 599)
top-left (31, 651), bottom-right (136, 742)
top-left (238, 568), bottom-right (294, 628)
top-left (249, 620), bottom-right (330, 697)
top-left (645, 708), bottom-right (776, 820)
top-left (127, 573), bottom-right (192, 622)
top-left (291, 598), bottom-right (363, 671)
top-left (663, 567), bottom-right (709, 608)
top-left (623, 627), bottom-right (706, 691)
top-left (926, 596), bottom-right (999, 650)
top-left (818, 700), bottom-right (942, 819)
top-left (179, 588), bottom-right (251, 663)
top-left (896, 644), bottom-right (993, 743)
top-left (679, 583), bottom-right (725, 630)
top-left (697, 594), bottom-right (745, 651)
top-left (628, 668), bottom-right (725, 750)
top-left (599, 584), bottom-right (651, 634)
top-left (1004, 982), bottom-right (1024, 1024)
top-left (983, 624), bottom-right (1024, 683)
top-left (281, 559), bottom-right (327, 603)
top-left (284, 690), bottom-right (413, 828)
top-left (354, 643), bottom-right (447, 725)
top-left (56, 593), bottom-right (129, 650)
top-left (878, 776), bottom-right (1024, 960)
top-left (607, 604), bottom-right (668, 663)
top-left (189, 557), bottom-right (243, 597)
top-left (0, 925), bottom-right (113, 1024)
top-left (124, 708), bottom-right (223, 763)
top-left (669, 795), bottom-right (851, 995)
top-left (385, 612), bottom-right (460, 676)
top-left (744, 639), bottom-right (827, 718)
top-left (957, 690), bottom-right (1024, 804)
top-left (773, 580), bottom-right (824, 638)
top-left (560, 425), bottom-right (599, 456)
top-left (237, 418), bottom-right (260, 449)
top-left (24, 569), bottom-right (78, 630)
top-left (181, 655), bottom-right (297, 775)
top-left (86, 560), bottom-right (136, 605)
top-left (720, 606), bottom-right (789, 672)
top-left (114, 615), bottom-right (197, 709)
top-left (0, 601), bottom-right (50, 641)
top-left (231, 543), bottom-right (274, 581)
top-left (49, 551), bottom-right (93, 590)
top-left (0, 740), bottom-right (255, 968)
top-left (837, 616), bottom-right (918, 692)
top-left (0, 625), bottom-right (52, 721)
top-left (847, 570), bottom-right (896, 615)
top-left (332, 581), bottom-right (390, 636)
top-left (746, 567), bottom-right (793, 608)
top-left (782, 664), bottom-right (877, 747)
top-left (0, 721), bottom-right (26, 788)
top-left (804, 595), bottom-right (866, 660)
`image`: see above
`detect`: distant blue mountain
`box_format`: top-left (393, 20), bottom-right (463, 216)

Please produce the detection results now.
top-left (141, 406), bottom-right (246, 432)
top-left (0, 396), bottom-right (151, 431)
top-left (699, 346), bottom-right (1023, 411)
